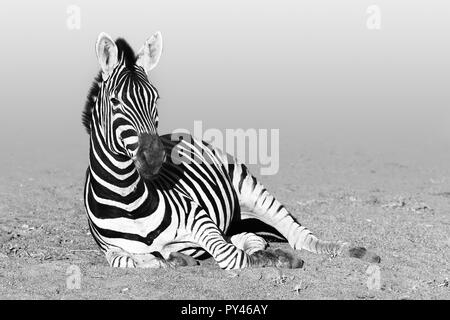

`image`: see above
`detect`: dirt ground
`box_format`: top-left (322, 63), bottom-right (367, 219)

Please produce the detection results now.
top-left (0, 141), bottom-right (449, 300)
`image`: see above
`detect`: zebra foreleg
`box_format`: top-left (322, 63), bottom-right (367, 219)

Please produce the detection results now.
top-left (105, 249), bottom-right (169, 268)
top-left (229, 232), bottom-right (303, 268)
top-left (229, 232), bottom-right (268, 255)
top-left (166, 252), bottom-right (199, 267)
top-left (105, 249), bottom-right (137, 268)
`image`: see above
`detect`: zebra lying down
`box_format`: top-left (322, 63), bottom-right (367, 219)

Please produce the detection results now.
top-left (82, 32), bottom-right (380, 269)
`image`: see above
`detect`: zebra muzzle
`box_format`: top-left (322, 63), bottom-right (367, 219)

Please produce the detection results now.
top-left (134, 133), bottom-right (166, 180)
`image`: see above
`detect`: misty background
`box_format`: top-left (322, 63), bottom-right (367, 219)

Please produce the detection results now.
top-left (0, 0), bottom-right (449, 179)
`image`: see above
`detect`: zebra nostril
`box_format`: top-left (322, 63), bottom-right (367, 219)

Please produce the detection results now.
top-left (151, 166), bottom-right (161, 175)
top-left (135, 133), bottom-right (165, 179)
top-left (142, 147), bottom-right (164, 163)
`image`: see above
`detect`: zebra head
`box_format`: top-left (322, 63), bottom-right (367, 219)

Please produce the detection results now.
top-left (88, 32), bottom-right (165, 180)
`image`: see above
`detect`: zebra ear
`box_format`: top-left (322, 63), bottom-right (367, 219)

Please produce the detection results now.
top-left (136, 31), bottom-right (163, 75)
top-left (96, 32), bottom-right (119, 81)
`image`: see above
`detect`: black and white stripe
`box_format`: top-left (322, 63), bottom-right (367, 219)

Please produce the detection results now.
top-left (83, 34), bottom-right (380, 270)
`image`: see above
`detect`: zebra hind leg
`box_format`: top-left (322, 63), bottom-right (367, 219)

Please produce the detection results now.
top-left (229, 163), bottom-right (381, 264)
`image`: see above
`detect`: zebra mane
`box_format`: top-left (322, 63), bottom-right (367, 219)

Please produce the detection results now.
top-left (82, 38), bottom-right (138, 135)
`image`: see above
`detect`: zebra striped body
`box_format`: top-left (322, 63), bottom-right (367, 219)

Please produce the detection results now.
top-left (82, 32), bottom-right (380, 270)
top-left (86, 130), bottom-right (311, 269)
top-left (86, 132), bottom-right (238, 259)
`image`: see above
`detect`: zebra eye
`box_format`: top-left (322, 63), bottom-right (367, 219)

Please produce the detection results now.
top-left (111, 98), bottom-right (121, 106)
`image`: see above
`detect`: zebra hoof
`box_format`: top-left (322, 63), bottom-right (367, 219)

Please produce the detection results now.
top-left (348, 247), bottom-right (381, 263)
top-left (250, 249), bottom-right (304, 269)
top-left (273, 249), bottom-right (304, 269)
top-left (167, 252), bottom-right (199, 267)
top-left (134, 254), bottom-right (168, 268)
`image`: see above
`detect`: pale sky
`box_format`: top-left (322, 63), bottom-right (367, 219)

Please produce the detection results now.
top-left (0, 0), bottom-right (449, 174)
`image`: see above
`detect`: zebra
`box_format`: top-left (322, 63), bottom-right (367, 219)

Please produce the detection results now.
top-left (82, 31), bottom-right (380, 270)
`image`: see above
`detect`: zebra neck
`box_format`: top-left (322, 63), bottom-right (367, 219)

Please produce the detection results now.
top-left (88, 133), bottom-right (149, 202)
